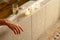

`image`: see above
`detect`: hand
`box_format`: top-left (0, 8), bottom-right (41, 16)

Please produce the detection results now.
top-left (0, 19), bottom-right (23, 35)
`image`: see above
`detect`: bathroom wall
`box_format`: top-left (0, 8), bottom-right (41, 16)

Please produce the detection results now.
top-left (59, 0), bottom-right (60, 19)
top-left (31, 0), bottom-right (60, 40)
top-left (45, 0), bottom-right (60, 29)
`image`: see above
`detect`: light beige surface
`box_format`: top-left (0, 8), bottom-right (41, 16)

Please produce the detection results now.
top-left (45, 0), bottom-right (60, 30)
top-left (32, 0), bottom-right (60, 40)
top-left (37, 20), bottom-right (60, 40)
top-left (31, 5), bottom-right (46, 40)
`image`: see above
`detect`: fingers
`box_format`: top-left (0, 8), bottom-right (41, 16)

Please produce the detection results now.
top-left (15, 24), bottom-right (21, 34)
top-left (13, 26), bottom-right (20, 34)
top-left (8, 24), bottom-right (18, 34)
top-left (15, 24), bottom-right (23, 34)
top-left (19, 25), bottom-right (23, 32)
top-left (4, 19), bottom-right (23, 35)
top-left (17, 24), bottom-right (23, 31)
top-left (11, 24), bottom-right (23, 35)
top-left (11, 28), bottom-right (17, 34)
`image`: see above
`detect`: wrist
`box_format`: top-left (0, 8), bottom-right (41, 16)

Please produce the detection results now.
top-left (4, 19), bottom-right (11, 27)
top-left (0, 19), bottom-right (7, 25)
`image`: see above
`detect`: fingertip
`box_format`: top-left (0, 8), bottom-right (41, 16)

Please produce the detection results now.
top-left (19, 26), bottom-right (23, 32)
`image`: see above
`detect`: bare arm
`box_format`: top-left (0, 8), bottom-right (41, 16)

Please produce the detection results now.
top-left (0, 19), bottom-right (6, 25)
top-left (0, 19), bottom-right (23, 35)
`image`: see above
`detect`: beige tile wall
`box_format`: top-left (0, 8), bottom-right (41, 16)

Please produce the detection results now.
top-left (45, 0), bottom-right (60, 30)
top-left (32, 0), bottom-right (60, 40)
top-left (31, 5), bottom-right (46, 40)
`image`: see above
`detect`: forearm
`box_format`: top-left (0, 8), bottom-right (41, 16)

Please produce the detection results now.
top-left (0, 19), bottom-right (6, 25)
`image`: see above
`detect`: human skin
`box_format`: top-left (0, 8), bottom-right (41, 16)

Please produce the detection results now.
top-left (0, 19), bottom-right (23, 35)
